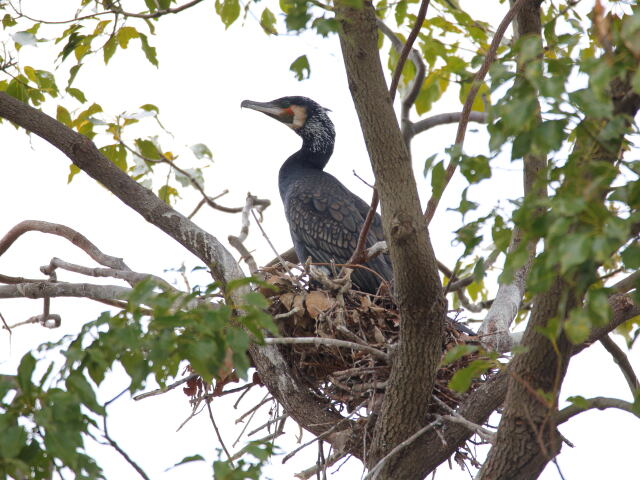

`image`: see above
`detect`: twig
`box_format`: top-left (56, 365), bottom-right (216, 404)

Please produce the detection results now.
top-left (273, 307), bottom-right (302, 320)
top-left (412, 111), bottom-right (488, 136)
top-left (283, 401), bottom-right (366, 464)
top-left (133, 374), bottom-right (198, 401)
top-left (447, 249), bottom-right (501, 292)
top-left (388, 0), bottom-right (431, 103)
top-left (0, 312), bottom-right (10, 335)
top-left (347, 190), bottom-right (379, 266)
top-left (41, 256), bottom-right (176, 290)
top-left (364, 419), bottom-right (441, 480)
top-left (103, 388), bottom-right (150, 480)
top-left (233, 394), bottom-right (273, 447)
top-left (296, 452), bottom-right (347, 480)
top-left (251, 210), bottom-right (301, 285)
top-left (247, 413), bottom-right (288, 437)
top-left (8, 0), bottom-right (205, 23)
top-left (599, 335), bottom-right (640, 396)
top-left (188, 189), bottom-right (229, 219)
top-left (206, 401), bottom-right (234, 465)
top-left (263, 337), bottom-right (388, 361)
top-left (0, 220), bottom-right (130, 270)
top-left (432, 397), bottom-right (495, 443)
top-left (555, 396), bottom-right (639, 425)
top-left (228, 194), bottom-right (262, 275)
top-left (424, 0), bottom-right (528, 225)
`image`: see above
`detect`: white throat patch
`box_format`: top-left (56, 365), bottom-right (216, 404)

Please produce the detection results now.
top-left (290, 105), bottom-right (307, 130)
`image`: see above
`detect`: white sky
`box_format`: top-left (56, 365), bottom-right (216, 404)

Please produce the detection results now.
top-left (0, 1), bottom-right (638, 479)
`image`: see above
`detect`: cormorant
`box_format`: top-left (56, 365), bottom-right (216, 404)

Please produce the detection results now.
top-left (241, 96), bottom-right (393, 294)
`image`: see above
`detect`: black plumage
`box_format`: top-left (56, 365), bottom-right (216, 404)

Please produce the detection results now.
top-left (241, 96), bottom-right (393, 293)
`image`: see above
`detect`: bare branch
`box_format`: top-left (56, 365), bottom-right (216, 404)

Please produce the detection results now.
top-left (388, 0), bottom-right (430, 103)
top-left (347, 190), bottom-right (379, 265)
top-left (364, 418), bottom-right (441, 480)
top-left (228, 194), bottom-right (266, 275)
top-left (0, 220), bottom-right (130, 271)
top-left (8, 0), bottom-right (205, 24)
top-left (412, 111), bottom-right (488, 136)
top-left (263, 337), bottom-right (388, 361)
top-left (41, 257), bottom-right (174, 290)
top-left (133, 374), bottom-right (198, 401)
top-left (556, 396), bottom-right (639, 425)
top-left (206, 401), bottom-right (234, 464)
top-left (599, 335), bottom-right (640, 396)
top-left (103, 389), bottom-right (151, 480)
top-left (0, 281), bottom-right (132, 302)
top-left (424, 0), bottom-right (528, 224)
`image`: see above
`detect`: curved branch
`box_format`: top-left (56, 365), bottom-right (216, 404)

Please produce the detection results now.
top-left (388, 0), bottom-right (430, 103)
top-left (599, 334), bottom-right (640, 396)
top-left (556, 396), bottom-right (639, 425)
top-left (0, 220), bottom-right (130, 271)
top-left (412, 111), bottom-right (488, 136)
top-left (423, 0), bottom-right (528, 225)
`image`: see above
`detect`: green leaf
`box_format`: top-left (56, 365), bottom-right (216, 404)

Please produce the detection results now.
top-left (622, 242), bottom-right (640, 269)
top-left (68, 164), bottom-right (81, 183)
top-left (260, 8), bottom-right (278, 35)
top-left (395, 0), bottom-right (407, 26)
top-left (56, 105), bottom-right (73, 126)
top-left (0, 425), bottom-right (28, 459)
top-left (441, 345), bottom-right (478, 365)
top-left (103, 36), bottom-right (117, 64)
top-left (430, 160), bottom-right (445, 198)
top-left (448, 359), bottom-right (492, 393)
top-left (66, 87), bottom-right (87, 103)
top-left (459, 81), bottom-right (489, 112)
top-left (558, 232), bottom-right (591, 273)
top-left (289, 55), bottom-right (310, 81)
top-left (216, 0), bottom-right (241, 29)
top-left (99, 144), bottom-right (127, 171)
top-left (139, 33), bottom-right (158, 66)
top-left (66, 371), bottom-right (105, 414)
top-left (190, 143), bottom-right (213, 160)
top-left (459, 154), bottom-right (491, 183)
top-left (17, 352), bottom-right (36, 395)
top-left (116, 26), bottom-right (139, 48)
top-left (564, 308), bottom-right (591, 344)
top-left (135, 138), bottom-right (162, 160)
top-left (158, 185), bottom-right (179, 204)
top-left (167, 455), bottom-right (205, 471)
top-left (2, 14), bottom-right (17, 28)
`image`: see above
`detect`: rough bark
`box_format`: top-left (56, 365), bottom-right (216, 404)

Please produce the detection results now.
top-left (337, 3), bottom-right (446, 478)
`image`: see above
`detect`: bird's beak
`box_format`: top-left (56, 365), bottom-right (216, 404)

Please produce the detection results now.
top-left (241, 100), bottom-right (294, 124)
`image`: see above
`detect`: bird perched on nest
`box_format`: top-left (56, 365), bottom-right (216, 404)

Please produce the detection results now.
top-left (241, 96), bottom-right (393, 294)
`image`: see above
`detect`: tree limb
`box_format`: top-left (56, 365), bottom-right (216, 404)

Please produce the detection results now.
top-left (423, 0), bottom-right (529, 225)
top-left (599, 334), bottom-right (640, 396)
top-left (555, 396), bottom-right (639, 425)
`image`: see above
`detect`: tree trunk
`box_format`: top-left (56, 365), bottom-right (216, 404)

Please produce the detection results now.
top-left (337, 3), bottom-right (446, 478)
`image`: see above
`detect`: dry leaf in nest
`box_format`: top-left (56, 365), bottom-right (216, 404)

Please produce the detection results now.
top-left (305, 290), bottom-right (336, 319)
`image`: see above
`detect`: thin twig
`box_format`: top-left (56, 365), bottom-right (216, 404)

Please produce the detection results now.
top-left (206, 401), bottom-right (234, 465)
top-left (103, 388), bottom-right (151, 480)
top-left (347, 190), bottom-right (379, 266)
top-left (388, 0), bottom-right (431, 103)
top-left (555, 396), bottom-right (639, 425)
top-left (424, 0), bottom-right (528, 225)
top-left (600, 335), bottom-right (640, 396)
top-left (133, 374), bottom-right (198, 401)
top-left (283, 401), bottom-right (366, 464)
top-left (364, 419), bottom-right (441, 480)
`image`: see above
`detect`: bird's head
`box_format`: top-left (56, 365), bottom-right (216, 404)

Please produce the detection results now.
top-left (241, 96), bottom-right (329, 130)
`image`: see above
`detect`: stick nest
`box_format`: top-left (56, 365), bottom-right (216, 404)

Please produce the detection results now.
top-left (258, 264), bottom-right (485, 415)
